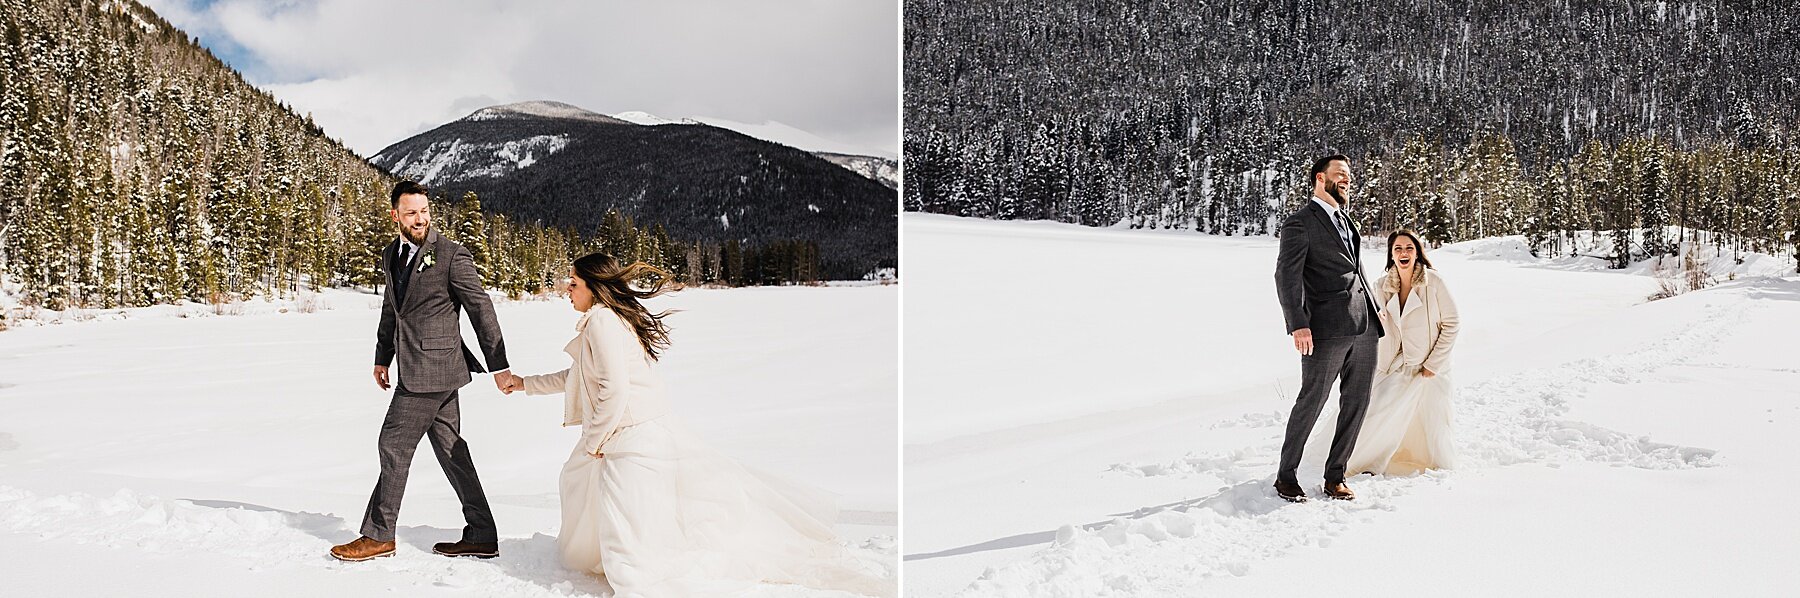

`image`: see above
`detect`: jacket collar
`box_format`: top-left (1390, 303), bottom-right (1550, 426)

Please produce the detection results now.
top-left (420, 226), bottom-right (441, 251)
top-left (393, 227), bottom-right (441, 268)
top-left (1381, 266), bottom-right (1431, 293)
top-left (1306, 201), bottom-right (1356, 259)
top-left (574, 308), bottom-right (594, 334)
top-left (397, 235), bottom-right (420, 260)
top-left (391, 227), bottom-right (443, 313)
top-left (1309, 194), bottom-right (1343, 219)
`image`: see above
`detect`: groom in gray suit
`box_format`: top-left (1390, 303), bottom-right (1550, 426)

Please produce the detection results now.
top-left (1272, 155), bottom-right (1384, 503)
top-left (331, 181), bottom-right (512, 562)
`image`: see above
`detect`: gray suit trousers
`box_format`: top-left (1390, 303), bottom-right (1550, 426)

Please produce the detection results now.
top-left (360, 384), bottom-right (497, 543)
top-left (1277, 326), bottom-right (1380, 486)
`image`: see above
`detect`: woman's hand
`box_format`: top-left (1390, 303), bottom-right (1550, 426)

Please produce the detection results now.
top-left (589, 450), bottom-right (605, 459)
top-left (1419, 367), bottom-right (1436, 378)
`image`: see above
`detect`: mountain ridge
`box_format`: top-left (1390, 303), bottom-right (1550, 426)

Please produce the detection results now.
top-left (370, 100), bottom-right (897, 278)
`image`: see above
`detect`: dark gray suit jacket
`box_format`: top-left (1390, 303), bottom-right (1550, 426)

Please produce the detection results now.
top-left (1274, 199), bottom-right (1384, 340)
top-left (375, 227), bottom-right (509, 393)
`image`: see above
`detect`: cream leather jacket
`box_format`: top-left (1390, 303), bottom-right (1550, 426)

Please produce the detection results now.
top-left (522, 307), bottom-right (670, 454)
top-left (1374, 267), bottom-right (1460, 376)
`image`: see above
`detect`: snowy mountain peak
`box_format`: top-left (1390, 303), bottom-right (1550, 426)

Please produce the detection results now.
top-left (611, 111), bottom-right (702, 126)
top-left (375, 134), bottom-right (571, 186)
top-left (462, 100), bottom-right (628, 125)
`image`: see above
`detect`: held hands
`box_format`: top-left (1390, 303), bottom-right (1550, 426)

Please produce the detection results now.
top-left (1291, 328), bottom-right (1314, 355)
top-left (1419, 367), bottom-right (1436, 378)
top-left (494, 370), bottom-right (525, 395)
top-left (376, 367), bottom-right (523, 393)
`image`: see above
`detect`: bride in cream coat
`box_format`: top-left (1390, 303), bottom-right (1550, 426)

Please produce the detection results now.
top-left (498, 253), bottom-right (890, 598)
top-left (1306, 229), bottom-right (1460, 476)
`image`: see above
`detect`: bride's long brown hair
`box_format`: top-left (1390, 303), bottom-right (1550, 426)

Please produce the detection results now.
top-left (574, 253), bottom-right (683, 361)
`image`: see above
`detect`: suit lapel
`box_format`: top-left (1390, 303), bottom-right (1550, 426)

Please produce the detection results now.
top-left (398, 228), bottom-right (441, 315)
top-left (1343, 215), bottom-right (1382, 318)
top-left (383, 239), bottom-right (400, 306)
top-left (1308, 202), bottom-right (1354, 262)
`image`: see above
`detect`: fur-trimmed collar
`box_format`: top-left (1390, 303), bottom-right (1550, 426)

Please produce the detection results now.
top-left (573, 308), bottom-right (594, 334)
top-left (1381, 266), bottom-right (1432, 293)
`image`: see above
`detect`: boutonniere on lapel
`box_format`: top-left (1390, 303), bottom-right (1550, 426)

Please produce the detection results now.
top-left (417, 246), bottom-right (437, 272)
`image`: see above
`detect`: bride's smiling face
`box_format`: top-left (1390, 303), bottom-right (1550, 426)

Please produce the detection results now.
top-left (1391, 237), bottom-right (1418, 270)
top-left (566, 269), bottom-right (597, 312)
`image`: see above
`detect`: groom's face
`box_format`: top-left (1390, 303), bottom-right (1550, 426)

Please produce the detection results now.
top-left (392, 193), bottom-right (432, 243)
top-left (1318, 160), bottom-right (1353, 204)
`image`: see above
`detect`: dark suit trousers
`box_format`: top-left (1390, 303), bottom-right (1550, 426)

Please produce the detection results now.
top-left (360, 384), bottom-right (497, 543)
top-left (1277, 325), bottom-right (1380, 486)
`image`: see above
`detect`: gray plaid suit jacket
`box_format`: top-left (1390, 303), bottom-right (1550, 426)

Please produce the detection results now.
top-left (374, 227), bottom-right (509, 393)
top-left (1274, 199), bottom-right (1385, 340)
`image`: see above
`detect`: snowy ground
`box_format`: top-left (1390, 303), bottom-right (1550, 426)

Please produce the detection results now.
top-left (0, 285), bottom-right (897, 597)
top-left (903, 213), bottom-right (1799, 597)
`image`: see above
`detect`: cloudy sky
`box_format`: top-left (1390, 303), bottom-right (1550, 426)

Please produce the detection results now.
top-left (139, 0), bottom-right (899, 158)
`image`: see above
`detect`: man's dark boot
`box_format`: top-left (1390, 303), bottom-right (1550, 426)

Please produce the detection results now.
top-left (1274, 479), bottom-right (1308, 503)
top-left (432, 539), bottom-right (499, 559)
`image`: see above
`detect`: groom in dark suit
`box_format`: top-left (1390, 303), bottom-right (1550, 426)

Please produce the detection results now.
top-left (331, 181), bottom-right (512, 562)
top-left (1272, 155), bottom-right (1384, 502)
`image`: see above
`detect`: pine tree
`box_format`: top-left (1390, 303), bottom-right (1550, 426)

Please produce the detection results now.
top-left (1639, 142), bottom-right (1670, 258)
top-left (345, 192), bottom-right (390, 290)
top-left (1018, 121), bottom-right (1067, 222)
top-left (722, 239), bottom-right (744, 286)
top-left (598, 209), bottom-right (632, 259)
top-left (651, 224), bottom-right (674, 273)
top-left (457, 191), bottom-right (489, 283)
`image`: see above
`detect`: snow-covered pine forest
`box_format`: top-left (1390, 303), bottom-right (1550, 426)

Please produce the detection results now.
top-left (0, 0), bottom-right (835, 324)
top-left (902, 0), bottom-right (1800, 269)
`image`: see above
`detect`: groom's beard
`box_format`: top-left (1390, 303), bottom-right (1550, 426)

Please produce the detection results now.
top-left (1326, 181), bottom-right (1348, 205)
top-left (401, 224), bottom-right (429, 245)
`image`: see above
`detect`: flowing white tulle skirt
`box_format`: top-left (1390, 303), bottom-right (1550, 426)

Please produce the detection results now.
top-left (558, 417), bottom-right (892, 598)
top-left (1305, 363), bottom-right (1458, 477)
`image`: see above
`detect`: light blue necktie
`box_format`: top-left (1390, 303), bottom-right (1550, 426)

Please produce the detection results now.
top-left (1332, 212), bottom-right (1353, 255)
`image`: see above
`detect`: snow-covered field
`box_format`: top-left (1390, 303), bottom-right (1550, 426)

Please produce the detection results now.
top-left (903, 213), bottom-right (1799, 597)
top-left (0, 285), bottom-right (897, 597)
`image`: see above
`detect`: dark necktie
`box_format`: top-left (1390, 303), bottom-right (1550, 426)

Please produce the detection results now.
top-left (396, 245), bottom-right (414, 298)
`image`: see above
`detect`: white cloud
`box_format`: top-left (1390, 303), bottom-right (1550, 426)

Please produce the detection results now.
top-left (689, 115), bottom-right (894, 158)
top-left (137, 0), bottom-right (898, 158)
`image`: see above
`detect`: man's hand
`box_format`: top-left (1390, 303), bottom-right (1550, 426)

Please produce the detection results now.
top-left (1292, 328), bottom-right (1314, 355)
top-left (1420, 367), bottom-right (1436, 378)
top-left (494, 370), bottom-right (519, 394)
top-left (373, 365), bottom-right (390, 390)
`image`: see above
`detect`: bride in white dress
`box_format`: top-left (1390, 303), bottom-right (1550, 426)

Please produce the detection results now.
top-left (1307, 230), bottom-right (1460, 476)
top-left (498, 253), bottom-right (891, 598)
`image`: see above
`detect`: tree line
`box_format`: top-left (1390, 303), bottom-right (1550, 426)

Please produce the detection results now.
top-left (0, 0), bottom-right (824, 318)
top-left (903, 0), bottom-right (1800, 269)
